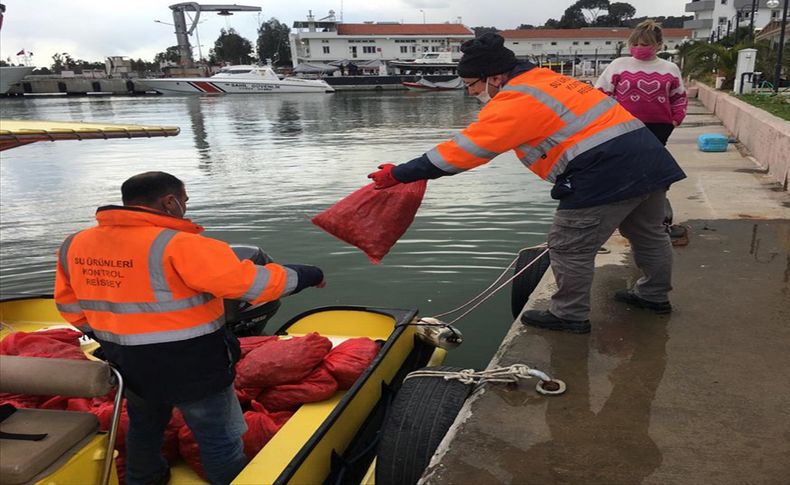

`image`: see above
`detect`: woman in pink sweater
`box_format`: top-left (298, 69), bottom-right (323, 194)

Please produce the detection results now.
top-left (596, 20), bottom-right (687, 145)
top-left (595, 20), bottom-right (688, 241)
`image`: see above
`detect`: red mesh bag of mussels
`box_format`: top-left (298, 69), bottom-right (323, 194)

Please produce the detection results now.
top-left (311, 181), bottom-right (427, 264)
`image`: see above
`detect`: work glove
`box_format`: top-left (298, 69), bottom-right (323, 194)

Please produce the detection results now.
top-left (367, 163), bottom-right (402, 190)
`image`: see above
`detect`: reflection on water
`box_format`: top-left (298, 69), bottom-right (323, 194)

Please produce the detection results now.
top-left (0, 92), bottom-right (557, 367)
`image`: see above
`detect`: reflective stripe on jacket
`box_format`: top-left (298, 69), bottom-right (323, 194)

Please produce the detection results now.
top-left (426, 67), bottom-right (643, 183)
top-left (54, 206), bottom-right (298, 346)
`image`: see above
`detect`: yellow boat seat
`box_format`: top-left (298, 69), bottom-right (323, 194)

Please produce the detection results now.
top-left (0, 356), bottom-right (122, 485)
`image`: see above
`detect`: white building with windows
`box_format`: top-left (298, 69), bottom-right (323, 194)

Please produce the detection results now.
top-left (499, 28), bottom-right (693, 60)
top-left (684, 0), bottom-right (781, 40)
top-left (289, 12), bottom-right (474, 67)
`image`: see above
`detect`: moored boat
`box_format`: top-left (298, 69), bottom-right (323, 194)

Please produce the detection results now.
top-left (388, 51), bottom-right (457, 71)
top-left (0, 119), bottom-right (466, 485)
top-left (402, 77), bottom-right (465, 91)
top-left (0, 295), bottom-right (459, 485)
top-left (139, 65), bottom-right (334, 95)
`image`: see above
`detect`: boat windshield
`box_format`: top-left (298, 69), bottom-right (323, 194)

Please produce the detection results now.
top-left (219, 69), bottom-right (253, 75)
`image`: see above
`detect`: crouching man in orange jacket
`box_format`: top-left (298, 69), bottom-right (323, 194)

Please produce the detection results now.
top-left (54, 171), bottom-right (325, 485)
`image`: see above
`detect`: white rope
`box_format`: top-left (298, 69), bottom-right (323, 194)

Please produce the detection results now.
top-left (430, 245), bottom-right (549, 326)
top-left (405, 364), bottom-right (547, 385)
top-left (404, 364), bottom-right (567, 395)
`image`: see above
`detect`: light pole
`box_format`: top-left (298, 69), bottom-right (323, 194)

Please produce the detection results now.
top-left (750, 0), bottom-right (757, 37)
top-left (767, 0), bottom-right (788, 93)
top-left (419, 9), bottom-right (425, 24)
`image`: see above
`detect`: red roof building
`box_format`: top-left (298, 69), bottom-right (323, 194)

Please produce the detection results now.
top-left (337, 24), bottom-right (473, 36)
top-left (290, 12), bottom-right (474, 68)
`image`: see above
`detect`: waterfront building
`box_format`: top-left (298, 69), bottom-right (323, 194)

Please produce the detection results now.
top-left (500, 28), bottom-right (693, 59)
top-left (499, 28), bottom-right (692, 76)
top-left (289, 11), bottom-right (474, 71)
top-left (684, 0), bottom-right (781, 40)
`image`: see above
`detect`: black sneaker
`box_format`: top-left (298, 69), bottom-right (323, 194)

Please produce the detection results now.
top-left (521, 310), bottom-right (591, 334)
top-left (614, 289), bottom-right (672, 314)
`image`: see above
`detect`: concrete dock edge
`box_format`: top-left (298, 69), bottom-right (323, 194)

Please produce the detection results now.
top-left (420, 98), bottom-right (790, 485)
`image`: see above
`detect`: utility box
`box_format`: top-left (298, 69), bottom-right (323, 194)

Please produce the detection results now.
top-left (734, 48), bottom-right (757, 94)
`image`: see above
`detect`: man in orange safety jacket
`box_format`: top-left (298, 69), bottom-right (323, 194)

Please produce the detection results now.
top-left (55, 171), bottom-right (324, 485)
top-left (369, 33), bottom-right (685, 334)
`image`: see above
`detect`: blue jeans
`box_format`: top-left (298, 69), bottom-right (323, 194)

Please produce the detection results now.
top-left (125, 385), bottom-right (248, 485)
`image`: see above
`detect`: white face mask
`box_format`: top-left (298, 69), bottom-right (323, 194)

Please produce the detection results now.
top-left (475, 78), bottom-right (492, 104)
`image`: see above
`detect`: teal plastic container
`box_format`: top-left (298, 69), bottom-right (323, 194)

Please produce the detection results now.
top-left (697, 134), bottom-right (729, 152)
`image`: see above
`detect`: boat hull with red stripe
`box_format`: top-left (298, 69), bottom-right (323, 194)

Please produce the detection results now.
top-left (140, 65), bottom-right (334, 95)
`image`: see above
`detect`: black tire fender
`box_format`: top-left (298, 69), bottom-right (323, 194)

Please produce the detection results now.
top-left (375, 366), bottom-right (473, 485)
top-left (510, 247), bottom-right (551, 318)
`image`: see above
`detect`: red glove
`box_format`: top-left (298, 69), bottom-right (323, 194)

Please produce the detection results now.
top-left (367, 163), bottom-right (401, 189)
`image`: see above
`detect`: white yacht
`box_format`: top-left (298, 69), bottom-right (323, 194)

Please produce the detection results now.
top-left (140, 65), bottom-right (334, 95)
top-left (389, 51), bottom-right (457, 69)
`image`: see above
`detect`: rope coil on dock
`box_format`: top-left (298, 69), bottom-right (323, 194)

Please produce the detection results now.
top-left (404, 364), bottom-right (566, 395)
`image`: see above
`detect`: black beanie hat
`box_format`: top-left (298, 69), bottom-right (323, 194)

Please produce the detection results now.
top-left (457, 32), bottom-right (517, 78)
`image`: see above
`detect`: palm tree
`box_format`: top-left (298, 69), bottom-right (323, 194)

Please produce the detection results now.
top-left (680, 41), bottom-right (748, 89)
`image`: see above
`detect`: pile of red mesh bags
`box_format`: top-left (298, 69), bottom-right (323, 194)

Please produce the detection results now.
top-left (312, 181), bottom-right (428, 263)
top-left (0, 329), bottom-right (381, 480)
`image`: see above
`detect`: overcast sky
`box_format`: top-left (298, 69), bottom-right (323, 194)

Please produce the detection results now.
top-left (0, 0), bottom-right (689, 65)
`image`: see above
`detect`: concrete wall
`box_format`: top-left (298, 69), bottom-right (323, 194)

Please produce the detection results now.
top-left (8, 78), bottom-right (148, 95)
top-left (696, 82), bottom-right (790, 190)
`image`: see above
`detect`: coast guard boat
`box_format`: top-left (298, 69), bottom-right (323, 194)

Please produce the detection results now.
top-left (140, 65), bottom-right (334, 95)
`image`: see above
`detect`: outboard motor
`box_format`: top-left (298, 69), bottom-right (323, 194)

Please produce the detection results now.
top-left (225, 245), bottom-right (282, 337)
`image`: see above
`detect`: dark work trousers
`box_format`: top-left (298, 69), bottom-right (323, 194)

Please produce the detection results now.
top-left (645, 123), bottom-right (676, 225)
top-left (549, 190), bottom-right (673, 322)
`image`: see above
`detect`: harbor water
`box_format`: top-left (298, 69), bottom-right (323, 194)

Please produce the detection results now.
top-left (0, 91), bottom-right (556, 368)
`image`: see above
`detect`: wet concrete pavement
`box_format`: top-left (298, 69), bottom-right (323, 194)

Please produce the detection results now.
top-left (422, 100), bottom-right (790, 484)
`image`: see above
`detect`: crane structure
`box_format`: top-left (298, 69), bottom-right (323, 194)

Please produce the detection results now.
top-left (169, 2), bottom-right (261, 68)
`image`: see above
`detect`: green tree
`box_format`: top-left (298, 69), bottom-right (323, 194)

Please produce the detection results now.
top-left (680, 36), bottom-right (789, 90)
top-left (627, 15), bottom-right (691, 28)
top-left (680, 41), bottom-right (743, 88)
top-left (578, 0), bottom-right (610, 24)
top-left (209, 28), bottom-right (255, 65)
top-left (543, 18), bottom-right (560, 28)
top-left (51, 52), bottom-right (75, 73)
top-left (257, 18), bottom-right (291, 65)
top-left (473, 26), bottom-right (499, 37)
top-left (517, 24), bottom-right (536, 30)
top-left (608, 2), bottom-right (636, 23)
top-left (557, 6), bottom-right (587, 29)
top-left (154, 46), bottom-right (181, 65)
top-left (131, 58), bottom-right (160, 74)
top-left (718, 27), bottom-right (752, 46)
top-left (596, 2), bottom-right (636, 26)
